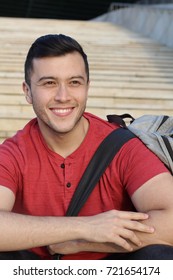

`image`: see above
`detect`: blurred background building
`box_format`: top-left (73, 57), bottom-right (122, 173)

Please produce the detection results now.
top-left (1, 0), bottom-right (171, 20)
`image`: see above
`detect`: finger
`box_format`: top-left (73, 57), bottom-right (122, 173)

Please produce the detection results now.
top-left (117, 228), bottom-right (142, 247)
top-left (113, 235), bottom-right (133, 251)
top-left (47, 245), bottom-right (55, 255)
top-left (122, 220), bottom-right (155, 233)
top-left (114, 210), bottom-right (149, 221)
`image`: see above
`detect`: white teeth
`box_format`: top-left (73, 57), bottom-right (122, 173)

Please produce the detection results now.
top-left (53, 108), bottom-right (71, 113)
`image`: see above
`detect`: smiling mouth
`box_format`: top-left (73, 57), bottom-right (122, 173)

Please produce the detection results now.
top-left (50, 107), bottom-right (74, 116)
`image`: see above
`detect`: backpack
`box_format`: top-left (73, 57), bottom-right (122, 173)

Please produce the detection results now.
top-left (107, 113), bottom-right (173, 174)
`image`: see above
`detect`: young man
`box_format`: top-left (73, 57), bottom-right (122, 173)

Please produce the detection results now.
top-left (0, 34), bottom-right (173, 260)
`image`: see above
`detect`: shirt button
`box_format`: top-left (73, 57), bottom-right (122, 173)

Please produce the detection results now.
top-left (60, 163), bottom-right (65, 169)
top-left (66, 182), bottom-right (71, 188)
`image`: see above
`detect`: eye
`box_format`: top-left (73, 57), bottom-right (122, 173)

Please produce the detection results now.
top-left (70, 80), bottom-right (81, 86)
top-left (43, 80), bottom-right (56, 87)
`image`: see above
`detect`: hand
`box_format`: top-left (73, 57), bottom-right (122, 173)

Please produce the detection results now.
top-left (81, 210), bottom-right (154, 252)
top-left (48, 240), bottom-right (87, 255)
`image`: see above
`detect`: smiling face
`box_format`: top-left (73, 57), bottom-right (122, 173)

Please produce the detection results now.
top-left (23, 52), bottom-right (90, 138)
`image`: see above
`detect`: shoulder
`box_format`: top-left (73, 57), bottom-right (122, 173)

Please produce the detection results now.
top-left (0, 118), bottom-right (38, 158)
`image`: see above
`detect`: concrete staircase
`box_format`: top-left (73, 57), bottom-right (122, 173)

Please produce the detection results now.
top-left (0, 17), bottom-right (173, 143)
top-left (95, 4), bottom-right (173, 48)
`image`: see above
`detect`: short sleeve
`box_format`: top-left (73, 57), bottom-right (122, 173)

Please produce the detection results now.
top-left (0, 141), bottom-right (22, 194)
top-left (116, 138), bottom-right (169, 196)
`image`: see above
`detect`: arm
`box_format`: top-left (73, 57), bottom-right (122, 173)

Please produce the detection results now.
top-left (48, 172), bottom-right (173, 255)
top-left (0, 186), bottom-right (90, 251)
top-left (0, 185), bottom-right (152, 252)
top-left (131, 172), bottom-right (173, 246)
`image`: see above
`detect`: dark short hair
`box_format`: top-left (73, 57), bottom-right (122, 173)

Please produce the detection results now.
top-left (24, 34), bottom-right (89, 85)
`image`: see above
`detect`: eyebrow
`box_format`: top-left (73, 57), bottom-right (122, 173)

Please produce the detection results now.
top-left (37, 75), bottom-right (85, 83)
top-left (37, 76), bottom-right (55, 83)
top-left (70, 75), bottom-right (85, 80)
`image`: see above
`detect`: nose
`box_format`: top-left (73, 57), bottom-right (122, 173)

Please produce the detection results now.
top-left (54, 84), bottom-right (71, 102)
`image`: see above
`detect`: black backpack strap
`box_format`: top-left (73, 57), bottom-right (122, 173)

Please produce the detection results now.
top-left (66, 127), bottom-right (135, 216)
top-left (107, 114), bottom-right (135, 127)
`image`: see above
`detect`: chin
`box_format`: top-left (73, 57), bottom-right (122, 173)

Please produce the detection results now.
top-left (52, 124), bottom-right (76, 135)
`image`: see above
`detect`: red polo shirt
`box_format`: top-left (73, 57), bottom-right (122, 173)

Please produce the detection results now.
top-left (0, 112), bottom-right (168, 259)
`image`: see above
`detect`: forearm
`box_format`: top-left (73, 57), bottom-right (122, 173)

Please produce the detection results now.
top-left (0, 211), bottom-right (86, 251)
top-left (74, 241), bottom-right (127, 254)
top-left (0, 209), bottom-right (154, 252)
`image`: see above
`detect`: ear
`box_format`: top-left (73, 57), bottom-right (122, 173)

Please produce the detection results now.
top-left (22, 82), bottom-right (33, 104)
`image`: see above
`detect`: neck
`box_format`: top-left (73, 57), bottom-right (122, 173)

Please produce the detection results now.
top-left (39, 117), bottom-right (89, 158)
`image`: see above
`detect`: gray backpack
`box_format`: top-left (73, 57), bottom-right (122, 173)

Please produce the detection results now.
top-left (107, 114), bottom-right (173, 174)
